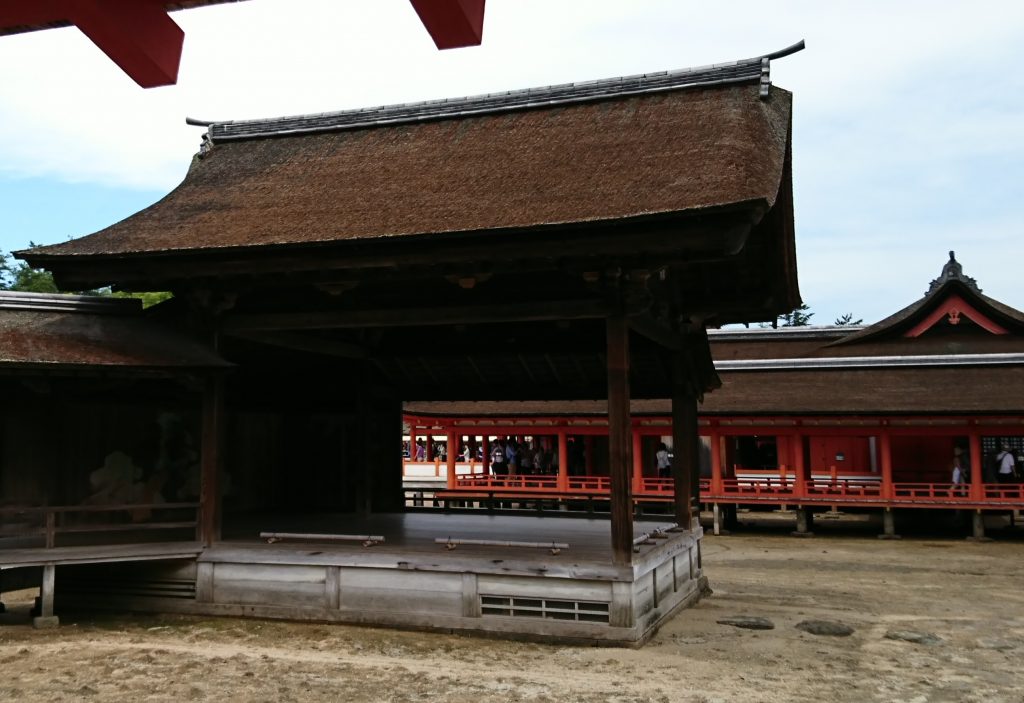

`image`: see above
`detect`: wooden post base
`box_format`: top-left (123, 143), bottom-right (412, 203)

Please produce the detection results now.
top-left (791, 508), bottom-right (814, 537)
top-left (878, 509), bottom-right (901, 540)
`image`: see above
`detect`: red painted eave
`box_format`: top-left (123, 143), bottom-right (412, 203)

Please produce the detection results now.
top-left (1, 0), bottom-right (485, 88)
top-left (409, 0), bottom-right (485, 49)
top-left (0, 0), bottom-right (187, 88)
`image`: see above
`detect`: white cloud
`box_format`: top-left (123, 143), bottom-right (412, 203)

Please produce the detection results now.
top-left (1, 0), bottom-right (1023, 319)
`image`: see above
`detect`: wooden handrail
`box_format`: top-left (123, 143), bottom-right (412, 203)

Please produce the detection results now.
top-left (0, 502), bottom-right (201, 549)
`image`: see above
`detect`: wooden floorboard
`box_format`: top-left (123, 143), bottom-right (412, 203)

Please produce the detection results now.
top-left (0, 542), bottom-right (203, 568)
top-left (218, 512), bottom-right (679, 574)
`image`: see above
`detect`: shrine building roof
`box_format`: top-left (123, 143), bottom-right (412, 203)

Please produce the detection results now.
top-left (23, 43), bottom-right (801, 263)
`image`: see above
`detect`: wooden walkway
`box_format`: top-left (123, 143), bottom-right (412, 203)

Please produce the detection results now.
top-left (0, 542), bottom-right (204, 569)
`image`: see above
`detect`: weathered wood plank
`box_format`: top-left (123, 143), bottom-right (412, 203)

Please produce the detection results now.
top-left (461, 573), bottom-right (479, 617)
top-left (476, 575), bottom-right (611, 602)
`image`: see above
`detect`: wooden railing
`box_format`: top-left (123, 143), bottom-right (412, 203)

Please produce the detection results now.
top-left (0, 502), bottom-right (200, 549)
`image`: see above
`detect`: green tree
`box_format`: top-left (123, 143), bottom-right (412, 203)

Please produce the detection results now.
top-left (110, 290), bottom-right (174, 308)
top-left (1, 248), bottom-right (171, 307)
top-left (834, 313), bottom-right (863, 326)
top-left (779, 303), bottom-right (813, 327)
top-left (0, 248), bottom-right (58, 293)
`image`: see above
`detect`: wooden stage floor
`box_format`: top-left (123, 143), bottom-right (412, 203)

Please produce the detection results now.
top-left (221, 512), bottom-right (681, 566)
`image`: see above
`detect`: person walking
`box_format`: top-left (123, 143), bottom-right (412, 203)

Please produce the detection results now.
top-left (996, 442), bottom-right (1017, 483)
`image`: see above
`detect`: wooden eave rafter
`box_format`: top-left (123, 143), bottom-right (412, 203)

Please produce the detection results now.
top-left (34, 206), bottom-right (759, 292)
top-left (222, 298), bottom-right (636, 333)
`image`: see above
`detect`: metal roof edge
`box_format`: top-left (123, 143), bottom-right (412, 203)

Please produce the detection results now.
top-left (709, 325), bottom-right (861, 341)
top-left (716, 353), bottom-right (1024, 371)
top-left (0, 290), bottom-right (141, 315)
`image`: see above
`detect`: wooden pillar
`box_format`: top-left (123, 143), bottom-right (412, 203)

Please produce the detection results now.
top-left (972, 511), bottom-right (986, 540)
top-left (200, 374), bottom-right (225, 547)
top-left (879, 430), bottom-right (894, 500)
top-left (631, 430), bottom-right (644, 493)
top-left (968, 432), bottom-right (983, 501)
top-left (606, 312), bottom-right (633, 566)
top-left (426, 437), bottom-right (434, 461)
top-left (481, 435), bottom-right (490, 475)
top-left (557, 430), bottom-right (569, 492)
top-left (32, 563), bottom-right (59, 628)
top-left (584, 435), bottom-right (594, 474)
top-left (671, 375), bottom-right (697, 529)
top-left (880, 508), bottom-right (900, 539)
top-left (446, 430), bottom-right (457, 489)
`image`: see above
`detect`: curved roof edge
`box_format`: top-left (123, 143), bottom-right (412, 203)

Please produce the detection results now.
top-left (193, 41), bottom-right (805, 142)
top-left (831, 251), bottom-right (1024, 346)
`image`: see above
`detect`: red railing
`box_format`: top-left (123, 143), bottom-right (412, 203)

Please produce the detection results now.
top-left (568, 476), bottom-right (609, 492)
top-left (716, 477), bottom-right (796, 498)
top-left (442, 473), bottom-right (1024, 509)
top-left (806, 479), bottom-right (883, 499)
top-left (983, 483), bottom-right (1024, 502)
top-left (453, 475), bottom-right (677, 496)
top-left (639, 478), bottom-right (675, 494)
top-left (455, 475), bottom-right (559, 492)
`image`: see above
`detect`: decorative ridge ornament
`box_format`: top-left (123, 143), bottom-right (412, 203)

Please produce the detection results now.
top-left (927, 251), bottom-right (981, 295)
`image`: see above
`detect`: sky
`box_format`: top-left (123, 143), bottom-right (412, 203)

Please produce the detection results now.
top-left (1, 0), bottom-right (1023, 325)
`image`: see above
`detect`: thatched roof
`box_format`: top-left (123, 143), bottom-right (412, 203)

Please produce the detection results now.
top-left (25, 56), bottom-right (792, 259)
top-left (0, 291), bottom-right (228, 371)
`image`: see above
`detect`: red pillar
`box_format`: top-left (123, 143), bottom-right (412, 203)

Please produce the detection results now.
top-left (631, 430), bottom-right (644, 493)
top-left (710, 431), bottom-right (724, 496)
top-left (481, 435), bottom-right (490, 476)
top-left (446, 430), bottom-right (457, 489)
top-left (879, 430), bottom-right (894, 500)
top-left (792, 431), bottom-right (807, 500)
top-left (969, 431), bottom-right (984, 501)
top-left (557, 431), bottom-right (569, 492)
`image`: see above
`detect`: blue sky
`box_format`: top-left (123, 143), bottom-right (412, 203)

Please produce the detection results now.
top-left (2, 1), bottom-right (1023, 325)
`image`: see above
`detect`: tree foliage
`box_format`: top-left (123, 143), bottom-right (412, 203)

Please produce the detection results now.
top-left (0, 248), bottom-right (58, 293)
top-left (1, 248), bottom-right (171, 307)
top-left (778, 303), bottom-right (814, 327)
top-left (834, 313), bottom-right (863, 326)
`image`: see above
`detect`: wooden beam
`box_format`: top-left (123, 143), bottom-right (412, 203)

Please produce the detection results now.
top-left (37, 211), bottom-right (755, 291)
top-left (408, 0), bottom-right (485, 49)
top-left (629, 313), bottom-right (683, 350)
top-left (0, 0), bottom-right (184, 88)
top-left (229, 330), bottom-right (369, 359)
top-left (199, 374), bottom-right (225, 546)
top-left (543, 354), bottom-right (565, 386)
top-left (606, 311), bottom-right (633, 566)
top-left (223, 298), bottom-right (620, 333)
top-left (671, 354), bottom-right (696, 528)
top-left (70, 0), bottom-right (184, 88)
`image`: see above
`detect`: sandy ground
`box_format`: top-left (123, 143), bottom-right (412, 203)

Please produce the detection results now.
top-left (2, 526), bottom-right (1023, 702)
